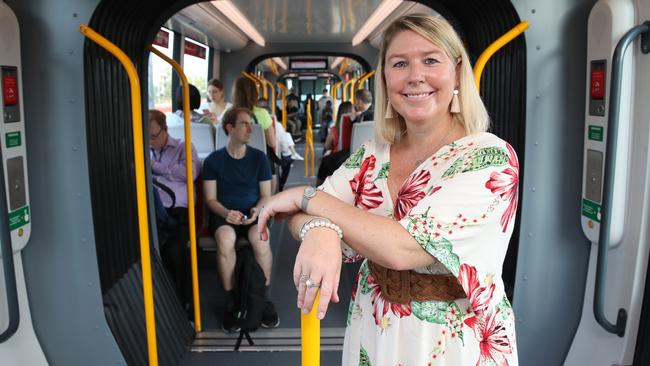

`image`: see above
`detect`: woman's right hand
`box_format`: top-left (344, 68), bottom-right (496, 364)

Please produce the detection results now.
top-left (293, 228), bottom-right (342, 320)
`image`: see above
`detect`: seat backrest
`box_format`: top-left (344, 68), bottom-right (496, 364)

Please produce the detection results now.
top-left (350, 121), bottom-right (374, 153)
top-left (339, 114), bottom-right (353, 151)
top-left (167, 123), bottom-right (215, 160)
top-left (215, 123), bottom-right (267, 154)
top-left (190, 123), bottom-right (215, 160)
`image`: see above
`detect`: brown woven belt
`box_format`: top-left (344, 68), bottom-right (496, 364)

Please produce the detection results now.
top-left (368, 261), bottom-right (466, 304)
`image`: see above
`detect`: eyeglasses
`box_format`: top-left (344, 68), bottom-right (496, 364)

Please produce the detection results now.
top-left (150, 127), bottom-right (165, 140)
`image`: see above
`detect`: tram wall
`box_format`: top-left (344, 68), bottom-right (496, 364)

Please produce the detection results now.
top-left (4, 0), bottom-right (125, 364)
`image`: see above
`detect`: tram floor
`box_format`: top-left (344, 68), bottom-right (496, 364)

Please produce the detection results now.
top-left (182, 140), bottom-right (359, 364)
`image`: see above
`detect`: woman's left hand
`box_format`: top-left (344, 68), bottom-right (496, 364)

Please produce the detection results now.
top-left (294, 228), bottom-right (342, 319)
top-left (257, 186), bottom-right (305, 241)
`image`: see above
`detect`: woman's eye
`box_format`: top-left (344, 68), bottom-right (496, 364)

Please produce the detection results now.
top-left (392, 61), bottom-right (406, 68)
top-left (424, 58), bottom-right (439, 65)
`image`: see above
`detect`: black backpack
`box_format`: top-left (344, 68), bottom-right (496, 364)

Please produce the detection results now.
top-left (233, 245), bottom-right (267, 350)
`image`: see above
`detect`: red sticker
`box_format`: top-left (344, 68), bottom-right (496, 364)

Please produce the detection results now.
top-left (591, 70), bottom-right (605, 100)
top-left (3, 75), bottom-right (18, 106)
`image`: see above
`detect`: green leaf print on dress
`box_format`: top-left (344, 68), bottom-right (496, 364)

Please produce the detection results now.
top-left (442, 146), bottom-right (509, 178)
top-left (404, 216), bottom-right (461, 276)
top-left (374, 162), bottom-right (390, 181)
top-left (359, 261), bottom-right (372, 295)
top-left (345, 146), bottom-right (366, 168)
top-left (412, 301), bottom-right (465, 342)
top-left (497, 295), bottom-right (513, 320)
top-left (359, 345), bottom-right (372, 366)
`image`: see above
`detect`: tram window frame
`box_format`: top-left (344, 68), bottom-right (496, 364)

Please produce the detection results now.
top-left (148, 27), bottom-right (175, 113)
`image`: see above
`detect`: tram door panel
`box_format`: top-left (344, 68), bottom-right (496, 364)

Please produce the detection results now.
top-left (0, 3), bottom-right (45, 365)
top-left (566, 0), bottom-right (650, 365)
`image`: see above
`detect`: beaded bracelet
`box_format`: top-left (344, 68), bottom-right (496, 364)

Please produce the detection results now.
top-left (299, 217), bottom-right (343, 241)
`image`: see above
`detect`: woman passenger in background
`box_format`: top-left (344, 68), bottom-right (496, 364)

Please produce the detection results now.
top-left (258, 14), bottom-right (519, 366)
top-left (202, 78), bottom-right (232, 124)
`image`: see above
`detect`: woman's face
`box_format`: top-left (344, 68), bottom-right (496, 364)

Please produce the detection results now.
top-left (384, 30), bottom-right (458, 126)
top-left (207, 85), bottom-right (224, 103)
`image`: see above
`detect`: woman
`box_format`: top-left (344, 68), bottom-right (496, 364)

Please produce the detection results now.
top-left (258, 14), bottom-right (519, 365)
top-left (203, 78), bottom-right (232, 124)
top-left (323, 101), bottom-right (353, 155)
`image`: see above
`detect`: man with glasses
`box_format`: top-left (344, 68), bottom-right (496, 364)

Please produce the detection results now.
top-left (149, 109), bottom-right (201, 317)
top-left (202, 107), bottom-right (279, 333)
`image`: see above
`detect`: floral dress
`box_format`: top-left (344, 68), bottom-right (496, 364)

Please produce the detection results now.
top-left (319, 132), bottom-right (519, 366)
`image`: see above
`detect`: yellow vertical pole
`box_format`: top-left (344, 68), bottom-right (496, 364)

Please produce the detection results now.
top-left (304, 99), bottom-right (314, 177)
top-left (79, 24), bottom-right (158, 366)
top-left (349, 77), bottom-right (358, 104)
top-left (332, 80), bottom-right (343, 119)
top-left (242, 71), bottom-right (260, 94)
top-left (148, 46), bottom-right (202, 332)
top-left (276, 83), bottom-right (288, 129)
top-left (301, 295), bottom-right (320, 366)
top-left (261, 77), bottom-right (276, 118)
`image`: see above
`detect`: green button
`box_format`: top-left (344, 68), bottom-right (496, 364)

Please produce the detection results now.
top-left (589, 126), bottom-right (603, 142)
top-left (8, 205), bottom-right (29, 230)
top-left (582, 199), bottom-right (600, 222)
top-left (5, 131), bottom-right (21, 148)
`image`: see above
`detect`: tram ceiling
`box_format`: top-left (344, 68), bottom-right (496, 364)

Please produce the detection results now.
top-left (169, 0), bottom-right (437, 51)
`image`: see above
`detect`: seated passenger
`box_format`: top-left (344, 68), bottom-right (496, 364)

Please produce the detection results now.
top-left (316, 101), bottom-right (356, 185)
top-left (202, 107), bottom-right (279, 333)
top-left (323, 101), bottom-right (353, 155)
top-left (149, 109), bottom-right (201, 315)
top-left (352, 88), bottom-right (374, 123)
top-left (201, 78), bottom-right (232, 125)
top-left (169, 83), bottom-right (213, 128)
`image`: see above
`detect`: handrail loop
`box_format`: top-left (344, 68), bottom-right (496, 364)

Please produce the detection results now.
top-left (79, 24), bottom-right (159, 366)
top-left (148, 46), bottom-right (202, 332)
top-left (0, 147), bottom-right (19, 343)
top-left (473, 20), bottom-right (529, 91)
top-left (594, 21), bottom-right (649, 337)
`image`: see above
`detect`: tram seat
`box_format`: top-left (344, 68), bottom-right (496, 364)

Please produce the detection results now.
top-left (350, 121), bottom-right (374, 153)
top-left (167, 123), bottom-right (215, 160)
top-left (339, 114), bottom-right (353, 151)
top-left (215, 123), bottom-right (267, 154)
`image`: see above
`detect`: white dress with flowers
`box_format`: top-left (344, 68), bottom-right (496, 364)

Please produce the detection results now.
top-left (319, 132), bottom-right (519, 366)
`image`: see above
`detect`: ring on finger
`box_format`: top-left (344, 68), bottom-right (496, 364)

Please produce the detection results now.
top-left (304, 278), bottom-right (321, 288)
top-left (299, 273), bottom-right (309, 282)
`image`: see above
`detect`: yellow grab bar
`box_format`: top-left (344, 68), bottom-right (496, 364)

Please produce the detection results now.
top-left (241, 71), bottom-right (261, 94)
top-left (357, 70), bottom-right (375, 90)
top-left (332, 80), bottom-right (343, 119)
top-left (473, 20), bottom-right (529, 91)
top-left (348, 77), bottom-right (359, 104)
top-left (79, 24), bottom-right (159, 366)
top-left (304, 99), bottom-right (315, 177)
top-left (148, 46), bottom-right (202, 332)
top-left (301, 295), bottom-right (320, 365)
top-left (276, 83), bottom-right (288, 129)
top-left (260, 77), bottom-right (276, 118)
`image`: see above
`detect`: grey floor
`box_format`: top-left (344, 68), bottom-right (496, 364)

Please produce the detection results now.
top-left (181, 139), bottom-right (358, 365)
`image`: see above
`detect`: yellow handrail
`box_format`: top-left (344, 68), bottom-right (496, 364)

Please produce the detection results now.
top-left (241, 71), bottom-right (261, 94)
top-left (260, 77), bottom-right (276, 118)
top-left (148, 46), bottom-right (202, 332)
top-left (342, 77), bottom-right (356, 102)
top-left (276, 83), bottom-right (288, 129)
top-left (304, 99), bottom-right (315, 177)
top-left (79, 24), bottom-right (159, 366)
top-left (357, 70), bottom-right (376, 90)
top-left (349, 77), bottom-right (359, 104)
top-left (332, 80), bottom-right (343, 119)
top-left (301, 295), bottom-right (320, 365)
top-left (473, 20), bottom-right (529, 91)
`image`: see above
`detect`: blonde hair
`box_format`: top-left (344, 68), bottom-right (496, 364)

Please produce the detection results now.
top-left (374, 14), bottom-right (490, 144)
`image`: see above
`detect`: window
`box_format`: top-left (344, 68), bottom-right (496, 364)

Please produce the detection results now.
top-left (148, 28), bottom-right (174, 113)
top-left (183, 37), bottom-right (209, 110)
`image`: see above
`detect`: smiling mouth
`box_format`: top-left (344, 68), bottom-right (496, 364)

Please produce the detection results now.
top-left (402, 91), bottom-right (434, 100)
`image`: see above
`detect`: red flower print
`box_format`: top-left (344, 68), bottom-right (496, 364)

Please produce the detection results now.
top-left (458, 264), bottom-right (495, 315)
top-left (367, 273), bottom-right (411, 326)
top-left (465, 309), bottom-right (512, 366)
top-left (394, 170), bottom-right (433, 220)
top-left (349, 155), bottom-right (383, 210)
top-left (485, 143), bottom-right (519, 232)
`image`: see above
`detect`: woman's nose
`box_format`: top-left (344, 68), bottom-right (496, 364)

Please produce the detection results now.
top-left (407, 63), bottom-right (425, 84)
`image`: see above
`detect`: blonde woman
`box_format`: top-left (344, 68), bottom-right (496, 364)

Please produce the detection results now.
top-left (258, 14), bottom-right (519, 365)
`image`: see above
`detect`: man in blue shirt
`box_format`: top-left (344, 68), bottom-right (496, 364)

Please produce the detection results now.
top-left (202, 107), bottom-right (278, 333)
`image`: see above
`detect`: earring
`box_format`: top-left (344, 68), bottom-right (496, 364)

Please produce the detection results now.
top-left (450, 89), bottom-right (460, 113)
top-left (385, 101), bottom-right (394, 119)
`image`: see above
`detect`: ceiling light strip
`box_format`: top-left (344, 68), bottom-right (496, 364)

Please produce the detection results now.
top-left (351, 0), bottom-right (402, 46)
top-left (211, 0), bottom-right (265, 46)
